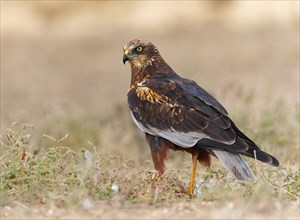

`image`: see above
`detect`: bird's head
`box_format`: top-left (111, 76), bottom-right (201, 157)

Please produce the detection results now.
top-left (122, 39), bottom-right (161, 69)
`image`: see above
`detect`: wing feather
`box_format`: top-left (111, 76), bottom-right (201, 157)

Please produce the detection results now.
top-left (128, 78), bottom-right (237, 147)
top-left (174, 77), bottom-right (228, 115)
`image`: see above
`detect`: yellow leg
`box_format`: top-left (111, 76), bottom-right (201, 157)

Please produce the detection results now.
top-left (189, 152), bottom-right (199, 197)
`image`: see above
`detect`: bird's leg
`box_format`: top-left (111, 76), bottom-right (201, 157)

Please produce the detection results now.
top-left (189, 151), bottom-right (200, 197)
top-left (145, 134), bottom-right (169, 175)
top-left (145, 134), bottom-right (171, 199)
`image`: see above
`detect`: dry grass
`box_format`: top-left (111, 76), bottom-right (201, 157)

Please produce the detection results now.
top-left (1, 102), bottom-right (299, 218)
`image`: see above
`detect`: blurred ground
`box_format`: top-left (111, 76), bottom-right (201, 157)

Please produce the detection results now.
top-left (1, 1), bottom-right (299, 219)
top-left (1, 1), bottom-right (299, 126)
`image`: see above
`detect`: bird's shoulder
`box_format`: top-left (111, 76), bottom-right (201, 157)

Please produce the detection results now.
top-left (127, 76), bottom-right (178, 104)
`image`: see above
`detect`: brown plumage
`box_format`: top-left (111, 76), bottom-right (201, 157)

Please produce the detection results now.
top-left (123, 39), bottom-right (279, 196)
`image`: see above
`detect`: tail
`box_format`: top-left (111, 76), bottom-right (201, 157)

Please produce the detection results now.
top-left (212, 150), bottom-right (256, 180)
top-left (197, 137), bottom-right (280, 167)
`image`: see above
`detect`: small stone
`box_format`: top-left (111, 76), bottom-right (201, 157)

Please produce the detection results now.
top-left (82, 197), bottom-right (94, 210)
top-left (48, 208), bottom-right (54, 215)
top-left (111, 182), bottom-right (119, 193)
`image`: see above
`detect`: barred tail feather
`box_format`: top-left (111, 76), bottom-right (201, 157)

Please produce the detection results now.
top-left (212, 150), bottom-right (256, 180)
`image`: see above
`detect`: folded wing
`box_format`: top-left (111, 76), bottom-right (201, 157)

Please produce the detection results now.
top-left (127, 76), bottom-right (279, 167)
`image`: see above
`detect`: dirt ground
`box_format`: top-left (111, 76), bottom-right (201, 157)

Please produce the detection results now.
top-left (1, 1), bottom-right (299, 219)
top-left (2, 201), bottom-right (299, 219)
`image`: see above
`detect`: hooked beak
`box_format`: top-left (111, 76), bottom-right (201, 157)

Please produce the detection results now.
top-left (123, 54), bottom-right (129, 64)
top-left (122, 49), bottom-right (130, 64)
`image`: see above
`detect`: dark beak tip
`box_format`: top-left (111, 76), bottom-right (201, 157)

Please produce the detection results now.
top-left (123, 54), bottom-right (129, 65)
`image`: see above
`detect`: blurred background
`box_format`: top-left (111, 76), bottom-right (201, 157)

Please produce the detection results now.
top-left (1, 1), bottom-right (299, 164)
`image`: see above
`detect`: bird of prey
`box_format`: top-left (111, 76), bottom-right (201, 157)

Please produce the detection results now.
top-left (123, 39), bottom-right (279, 196)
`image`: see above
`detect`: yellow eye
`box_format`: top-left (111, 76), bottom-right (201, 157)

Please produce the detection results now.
top-left (136, 46), bottom-right (143, 52)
